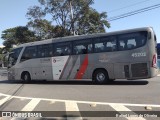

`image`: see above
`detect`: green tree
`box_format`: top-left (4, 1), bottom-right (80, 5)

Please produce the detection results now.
top-left (1, 26), bottom-right (37, 50)
top-left (0, 48), bottom-right (2, 54)
top-left (26, 0), bottom-right (110, 36)
top-left (27, 19), bottom-right (55, 40)
top-left (0, 48), bottom-right (2, 66)
top-left (0, 47), bottom-right (7, 67)
top-left (77, 9), bottom-right (110, 34)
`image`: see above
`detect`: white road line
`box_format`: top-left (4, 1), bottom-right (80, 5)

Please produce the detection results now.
top-left (65, 101), bottom-right (83, 120)
top-left (21, 98), bottom-right (40, 111)
top-left (157, 74), bottom-right (160, 76)
top-left (110, 104), bottom-right (132, 111)
top-left (110, 104), bottom-right (146, 120)
top-left (65, 101), bottom-right (79, 111)
top-left (0, 93), bottom-right (160, 108)
top-left (0, 96), bottom-right (13, 106)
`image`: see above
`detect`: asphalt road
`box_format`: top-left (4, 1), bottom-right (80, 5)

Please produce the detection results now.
top-left (0, 74), bottom-right (160, 120)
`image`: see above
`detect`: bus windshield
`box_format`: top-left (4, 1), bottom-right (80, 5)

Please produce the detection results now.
top-left (8, 47), bottom-right (22, 68)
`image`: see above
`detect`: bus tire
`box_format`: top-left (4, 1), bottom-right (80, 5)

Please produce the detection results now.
top-left (22, 72), bottom-right (31, 83)
top-left (93, 69), bottom-right (109, 84)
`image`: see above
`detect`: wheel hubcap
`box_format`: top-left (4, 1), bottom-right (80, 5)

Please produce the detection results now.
top-left (96, 73), bottom-right (105, 82)
top-left (24, 74), bottom-right (28, 81)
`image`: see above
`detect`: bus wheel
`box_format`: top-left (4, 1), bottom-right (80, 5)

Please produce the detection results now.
top-left (22, 72), bottom-right (31, 83)
top-left (93, 69), bottom-right (109, 84)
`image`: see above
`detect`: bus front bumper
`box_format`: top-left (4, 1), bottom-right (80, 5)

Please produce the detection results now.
top-left (8, 71), bottom-right (15, 80)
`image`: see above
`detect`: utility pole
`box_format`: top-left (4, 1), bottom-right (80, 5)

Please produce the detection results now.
top-left (59, 0), bottom-right (76, 36)
top-left (69, 0), bottom-right (76, 36)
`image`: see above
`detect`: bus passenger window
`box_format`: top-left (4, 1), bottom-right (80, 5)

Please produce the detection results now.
top-left (88, 44), bottom-right (93, 53)
top-left (43, 44), bottom-right (52, 57)
top-left (37, 44), bottom-right (52, 58)
top-left (64, 46), bottom-right (71, 55)
top-left (53, 42), bottom-right (72, 56)
top-left (118, 32), bottom-right (147, 51)
top-left (21, 46), bottom-right (37, 61)
top-left (127, 39), bottom-right (136, 49)
top-left (95, 43), bottom-right (104, 52)
top-left (73, 39), bottom-right (92, 55)
top-left (73, 45), bottom-right (86, 54)
top-left (127, 44), bottom-right (135, 49)
top-left (94, 36), bottom-right (117, 52)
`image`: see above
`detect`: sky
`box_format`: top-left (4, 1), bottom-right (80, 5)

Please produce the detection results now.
top-left (0, 0), bottom-right (160, 47)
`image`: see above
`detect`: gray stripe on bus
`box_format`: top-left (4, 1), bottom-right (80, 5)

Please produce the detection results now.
top-left (59, 56), bottom-right (71, 79)
top-left (66, 55), bottom-right (79, 79)
top-left (69, 55), bottom-right (81, 79)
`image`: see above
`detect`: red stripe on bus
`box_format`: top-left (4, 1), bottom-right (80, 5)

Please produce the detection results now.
top-left (75, 54), bottom-right (88, 79)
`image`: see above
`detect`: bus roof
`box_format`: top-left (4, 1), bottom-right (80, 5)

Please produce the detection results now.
top-left (16, 27), bottom-right (153, 48)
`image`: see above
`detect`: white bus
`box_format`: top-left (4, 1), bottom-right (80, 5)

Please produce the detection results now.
top-left (8, 27), bottom-right (157, 84)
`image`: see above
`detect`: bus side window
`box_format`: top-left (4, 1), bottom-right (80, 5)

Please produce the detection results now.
top-left (127, 39), bottom-right (136, 49)
top-left (44, 44), bottom-right (52, 57)
top-left (37, 44), bottom-right (52, 58)
top-left (119, 40), bottom-right (125, 50)
top-left (118, 32), bottom-right (147, 51)
top-left (73, 45), bottom-right (86, 54)
top-left (73, 39), bottom-right (92, 55)
top-left (53, 42), bottom-right (72, 56)
top-left (88, 44), bottom-right (93, 53)
top-left (37, 45), bottom-right (43, 58)
top-left (21, 46), bottom-right (37, 61)
top-left (94, 36), bottom-right (117, 52)
top-left (127, 44), bottom-right (135, 49)
top-left (94, 38), bottom-right (105, 52)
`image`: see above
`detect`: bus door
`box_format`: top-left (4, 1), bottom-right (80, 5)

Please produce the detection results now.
top-left (52, 42), bottom-right (72, 80)
top-left (37, 44), bottom-right (53, 80)
top-left (39, 58), bottom-right (53, 80)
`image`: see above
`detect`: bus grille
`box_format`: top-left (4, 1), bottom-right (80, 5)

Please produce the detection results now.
top-left (124, 65), bottom-right (130, 78)
top-left (131, 63), bottom-right (148, 78)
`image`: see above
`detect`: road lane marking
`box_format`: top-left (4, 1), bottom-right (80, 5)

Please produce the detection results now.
top-left (110, 104), bottom-right (133, 111)
top-left (110, 104), bottom-right (146, 120)
top-left (21, 98), bottom-right (40, 111)
top-left (0, 93), bottom-right (159, 119)
top-left (0, 93), bottom-right (160, 108)
top-left (65, 101), bottom-right (80, 111)
top-left (0, 96), bottom-right (13, 106)
top-left (65, 101), bottom-right (83, 120)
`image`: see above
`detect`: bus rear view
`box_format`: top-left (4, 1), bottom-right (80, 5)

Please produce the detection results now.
top-left (117, 27), bottom-right (157, 80)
